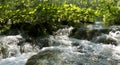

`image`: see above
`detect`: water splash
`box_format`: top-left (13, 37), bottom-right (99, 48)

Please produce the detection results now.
top-left (0, 35), bottom-right (39, 65)
top-left (26, 39), bottom-right (120, 65)
top-left (108, 31), bottom-right (120, 44)
top-left (1, 26), bottom-right (120, 65)
top-left (26, 27), bottom-right (120, 65)
top-left (53, 27), bottom-right (73, 36)
top-left (0, 53), bottom-right (36, 65)
top-left (0, 35), bottom-right (39, 59)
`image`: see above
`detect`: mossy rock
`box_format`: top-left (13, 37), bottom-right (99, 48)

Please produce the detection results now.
top-left (26, 44), bottom-right (120, 65)
top-left (26, 48), bottom-right (63, 65)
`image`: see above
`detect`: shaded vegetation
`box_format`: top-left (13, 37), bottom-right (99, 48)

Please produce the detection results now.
top-left (0, 0), bottom-right (120, 36)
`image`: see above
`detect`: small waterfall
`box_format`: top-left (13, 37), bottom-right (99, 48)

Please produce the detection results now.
top-left (0, 35), bottom-right (39, 65)
top-left (0, 53), bottom-right (36, 65)
top-left (53, 26), bottom-right (73, 36)
top-left (92, 26), bottom-right (120, 45)
top-left (0, 27), bottom-right (74, 65)
top-left (1, 25), bottom-right (120, 65)
top-left (26, 25), bottom-right (120, 65)
top-left (26, 35), bottom-right (120, 65)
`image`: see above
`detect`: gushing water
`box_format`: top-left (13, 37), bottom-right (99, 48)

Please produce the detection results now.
top-left (1, 25), bottom-right (120, 65)
top-left (0, 35), bottom-right (39, 65)
top-left (0, 53), bottom-right (36, 65)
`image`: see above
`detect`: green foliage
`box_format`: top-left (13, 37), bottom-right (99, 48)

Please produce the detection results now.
top-left (95, 0), bottom-right (120, 25)
top-left (34, 3), bottom-right (81, 24)
top-left (0, 0), bottom-right (120, 36)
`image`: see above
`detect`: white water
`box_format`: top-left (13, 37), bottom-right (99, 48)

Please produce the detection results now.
top-left (0, 53), bottom-right (36, 65)
top-left (1, 25), bottom-right (120, 65)
top-left (0, 35), bottom-right (39, 65)
top-left (35, 32), bottom-right (120, 65)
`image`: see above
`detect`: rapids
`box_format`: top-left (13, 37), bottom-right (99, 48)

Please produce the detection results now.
top-left (1, 22), bottom-right (120, 65)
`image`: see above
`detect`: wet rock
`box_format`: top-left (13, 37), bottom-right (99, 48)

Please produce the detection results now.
top-left (26, 46), bottom-right (81, 65)
top-left (92, 34), bottom-right (118, 45)
top-left (32, 37), bottom-right (50, 48)
top-left (92, 30), bottom-right (120, 45)
top-left (70, 25), bottom-right (120, 45)
top-left (110, 26), bottom-right (120, 31)
top-left (70, 27), bottom-right (109, 40)
top-left (30, 35), bottom-right (73, 47)
top-left (0, 44), bottom-right (8, 59)
top-left (26, 45), bottom-right (120, 65)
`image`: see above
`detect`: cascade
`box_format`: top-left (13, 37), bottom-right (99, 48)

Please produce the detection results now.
top-left (0, 35), bottom-right (39, 65)
top-left (1, 24), bottom-right (120, 65)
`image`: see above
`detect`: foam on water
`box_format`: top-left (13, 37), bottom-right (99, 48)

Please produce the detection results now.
top-left (109, 31), bottom-right (120, 44)
top-left (0, 53), bottom-right (36, 65)
top-left (1, 26), bottom-right (120, 65)
top-left (0, 34), bottom-right (39, 65)
top-left (37, 28), bottom-right (120, 65)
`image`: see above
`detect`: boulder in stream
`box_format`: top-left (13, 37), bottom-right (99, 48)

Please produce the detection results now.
top-left (26, 44), bottom-right (120, 65)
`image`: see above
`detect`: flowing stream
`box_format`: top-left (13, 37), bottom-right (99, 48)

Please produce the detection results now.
top-left (1, 22), bottom-right (120, 65)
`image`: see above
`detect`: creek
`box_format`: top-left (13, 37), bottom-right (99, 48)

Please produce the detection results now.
top-left (1, 22), bottom-right (120, 65)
